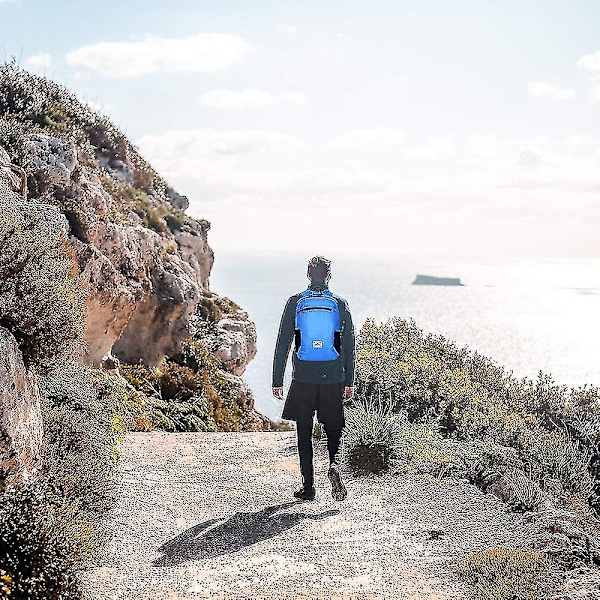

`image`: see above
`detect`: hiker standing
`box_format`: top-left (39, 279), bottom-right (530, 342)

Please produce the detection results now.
top-left (272, 256), bottom-right (355, 501)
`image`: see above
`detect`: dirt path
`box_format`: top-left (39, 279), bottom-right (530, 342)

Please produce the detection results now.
top-left (81, 431), bottom-right (541, 600)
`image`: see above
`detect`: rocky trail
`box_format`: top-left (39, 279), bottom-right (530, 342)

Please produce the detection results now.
top-left (81, 431), bottom-right (544, 600)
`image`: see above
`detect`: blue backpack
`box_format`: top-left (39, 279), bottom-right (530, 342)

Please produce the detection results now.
top-left (294, 289), bottom-right (341, 361)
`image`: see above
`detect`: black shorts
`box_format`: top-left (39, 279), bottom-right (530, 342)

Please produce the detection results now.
top-left (281, 380), bottom-right (345, 429)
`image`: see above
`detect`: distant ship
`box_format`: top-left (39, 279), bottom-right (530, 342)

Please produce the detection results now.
top-left (412, 274), bottom-right (463, 286)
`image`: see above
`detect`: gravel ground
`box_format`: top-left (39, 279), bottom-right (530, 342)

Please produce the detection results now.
top-left (81, 431), bottom-right (543, 600)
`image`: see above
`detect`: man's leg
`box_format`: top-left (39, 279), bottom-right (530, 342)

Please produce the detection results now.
top-left (324, 424), bottom-right (344, 465)
top-left (296, 412), bottom-right (315, 490)
top-left (318, 382), bottom-right (347, 501)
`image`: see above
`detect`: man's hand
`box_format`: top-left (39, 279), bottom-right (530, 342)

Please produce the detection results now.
top-left (272, 387), bottom-right (284, 400)
top-left (343, 387), bottom-right (354, 401)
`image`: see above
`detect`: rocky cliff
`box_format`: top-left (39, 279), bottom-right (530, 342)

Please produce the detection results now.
top-left (0, 63), bottom-right (264, 427)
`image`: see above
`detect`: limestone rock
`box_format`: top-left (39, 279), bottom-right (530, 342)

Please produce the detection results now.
top-left (0, 327), bottom-right (43, 486)
top-left (4, 134), bottom-right (213, 367)
top-left (0, 146), bottom-right (26, 197)
top-left (166, 186), bottom-right (190, 211)
top-left (209, 311), bottom-right (258, 377)
top-left (26, 133), bottom-right (78, 189)
top-left (174, 230), bottom-right (214, 290)
top-left (99, 155), bottom-right (134, 186)
top-left (1, 123), bottom-right (260, 418)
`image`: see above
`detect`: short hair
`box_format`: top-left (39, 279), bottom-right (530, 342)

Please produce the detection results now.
top-left (307, 256), bottom-right (332, 282)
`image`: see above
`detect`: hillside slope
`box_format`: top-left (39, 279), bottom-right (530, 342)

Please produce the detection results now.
top-left (0, 62), bottom-right (267, 429)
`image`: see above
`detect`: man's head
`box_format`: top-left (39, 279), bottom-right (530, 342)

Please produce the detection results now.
top-left (307, 255), bottom-right (332, 284)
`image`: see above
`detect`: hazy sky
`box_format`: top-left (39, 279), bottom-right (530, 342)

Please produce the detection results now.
top-left (2, 0), bottom-right (599, 257)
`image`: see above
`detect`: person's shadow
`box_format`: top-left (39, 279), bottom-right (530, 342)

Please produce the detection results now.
top-left (153, 501), bottom-right (339, 567)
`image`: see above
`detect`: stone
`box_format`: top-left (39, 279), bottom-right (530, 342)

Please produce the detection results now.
top-left (1, 128), bottom-right (260, 418)
top-left (206, 311), bottom-right (258, 377)
top-left (26, 133), bottom-right (78, 189)
top-left (0, 327), bottom-right (43, 486)
top-left (166, 186), bottom-right (190, 211)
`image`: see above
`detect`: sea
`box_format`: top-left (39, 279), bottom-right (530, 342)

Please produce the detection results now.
top-left (209, 251), bottom-right (600, 422)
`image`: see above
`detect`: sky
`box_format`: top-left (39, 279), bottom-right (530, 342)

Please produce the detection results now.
top-left (1, 0), bottom-right (599, 258)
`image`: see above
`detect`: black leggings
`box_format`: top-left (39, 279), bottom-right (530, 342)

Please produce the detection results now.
top-left (296, 416), bottom-right (343, 487)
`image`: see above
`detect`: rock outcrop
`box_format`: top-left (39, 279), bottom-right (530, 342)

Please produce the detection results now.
top-left (0, 327), bottom-right (43, 486)
top-left (0, 64), bottom-right (265, 429)
top-left (21, 132), bottom-right (212, 368)
top-left (207, 309), bottom-right (258, 377)
top-left (4, 129), bottom-right (257, 379)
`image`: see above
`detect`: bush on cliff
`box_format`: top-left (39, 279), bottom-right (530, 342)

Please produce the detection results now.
top-left (0, 482), bottom-right (86, 600)
top-left (350, 317), bottom-right (599, 507)
top-left (0, 61), bottom-right (162, 195)
top-left (0, 199), bottom-right (86, 374)
top-left (120, 339), bottom-right (248, 432)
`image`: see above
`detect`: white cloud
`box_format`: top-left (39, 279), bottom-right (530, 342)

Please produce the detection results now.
top-left (198, 89), bottom-right (307, 109)
top-left (82, 98), bottom-right (115, 115)
top-left (403, 138), bottom-right (455, 160)
top-left (25, 53), bottom-right (52, 70)
top-left (567, 133), bottom-right (596, 147)
top-left (66, 33), bottom-right (251, 78)
top-left (515, 147), bottom-right (544, 168)
top-left (589, 83), bottom-right (600, 103)
top-left (576, 51), bottom-right (600, 102)
top-left (137, 128), bottom-right (300, 160)
top-left (277, 24), bottom-right (296, 35)
top-left (527, 81), bottom-right (577, 100)
top-left (134, 127), bottom-right (600, 256)
top-left (466, 135), bottom-right (498, 159)
top-left (577, 50), bottom-right (600, 73)
top-left (328, 127), bottom-right (404, 149)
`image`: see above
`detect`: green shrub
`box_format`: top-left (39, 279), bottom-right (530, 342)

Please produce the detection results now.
top-left (36, 365), bottom-right (138, 562)
top-left (0, 189), bottom-right (120, 597)
top-left (458, 547), bottom-right (550, 600)
top-left (0, 61), bottom-right (162, 194)
top-left (0, 197), bottom-right (87, 374)
top-left (99, 177), bottom-right (168, 233)
top-left (120, 339), bottom-right (248, 432)
top-left (342, 394), bottom-right (405, 473)
top-left (0, 480), bottom-right (86, 600)
top-left (354, 317), bottom-right (600, 513)
top-left (197, 295), bottom-right (224, 323)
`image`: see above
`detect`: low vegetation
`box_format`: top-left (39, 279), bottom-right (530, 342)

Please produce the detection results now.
top-left (343, 316), bottom-right (600, 598)
top-left (120, 338), bottom-right (266, 432)
top-left (0, 60), bottom-right (162, 196)
top-left (458, 547), bottom-right (550, 600)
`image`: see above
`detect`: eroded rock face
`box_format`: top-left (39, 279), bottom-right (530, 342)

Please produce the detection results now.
top-left (10, 134), bottom-right (218, 368)
top-left (0, 327), bottom-right (43, 486)
top-left (211, 312), bottom-right (258, 377)
top-left (2, 132), bottom-right (260, 444)
top-left (1, 134), bottom-right (257, 382)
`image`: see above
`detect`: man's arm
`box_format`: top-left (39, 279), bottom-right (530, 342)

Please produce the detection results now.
top-left (342, 299), bottom-right (356, 394)
top-left (272, 295), bottom-right (296, 392)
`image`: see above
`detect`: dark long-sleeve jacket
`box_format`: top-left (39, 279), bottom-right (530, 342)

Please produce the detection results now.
top-left (272, 281), bottom-right (355, 388)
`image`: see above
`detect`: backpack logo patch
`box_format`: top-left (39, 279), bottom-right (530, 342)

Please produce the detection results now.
top-left (312, 340), bottom-right (323, 349)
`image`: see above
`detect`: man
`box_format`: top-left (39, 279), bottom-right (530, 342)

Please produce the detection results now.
top-left (272, 256), bottom-right (355, 501)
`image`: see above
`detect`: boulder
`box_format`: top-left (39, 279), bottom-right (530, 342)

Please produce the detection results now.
top-left (0, 327), bottom-right (43, 486)
top-left (209, 312), bottom-right (258, 377)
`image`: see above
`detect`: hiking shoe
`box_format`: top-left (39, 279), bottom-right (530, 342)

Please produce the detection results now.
top-left (328, 462), bottom-right (347, 501)
top-left (293, 486), bottom-right (316, 501)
